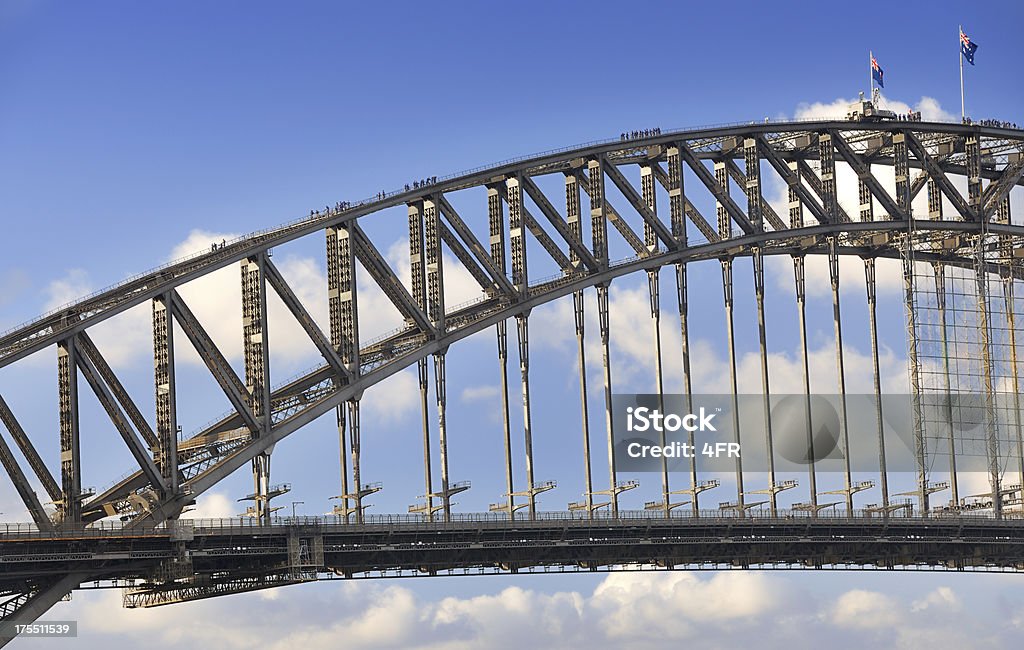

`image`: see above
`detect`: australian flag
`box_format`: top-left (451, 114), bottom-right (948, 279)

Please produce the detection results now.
top-left (961, 29), bottom-right (979, 65)
top-left (871, 55), bottom-right (884, 88)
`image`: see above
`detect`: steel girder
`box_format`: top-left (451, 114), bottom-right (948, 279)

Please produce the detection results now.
top-left (43, 219), bottom-right (1024, 530)
top-left (3, 120), bottom-right (1021, 367)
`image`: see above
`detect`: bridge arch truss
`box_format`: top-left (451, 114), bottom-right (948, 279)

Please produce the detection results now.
top-left (1, 119), bottom-right (1023, 634)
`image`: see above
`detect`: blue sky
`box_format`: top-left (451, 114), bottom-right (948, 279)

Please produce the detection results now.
top-left (2, 1), bottom-right (1024, 648)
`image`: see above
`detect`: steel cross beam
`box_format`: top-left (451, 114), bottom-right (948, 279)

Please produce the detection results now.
top-left (0, 572), bottom-right (88, 648)
top-left (520, 206), bottom-right (574, 273)
top-left (502, 178), bottom-right (574, 273)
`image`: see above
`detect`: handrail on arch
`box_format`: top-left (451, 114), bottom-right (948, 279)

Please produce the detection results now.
top-left (2, 117), bottom-right (1021, 347)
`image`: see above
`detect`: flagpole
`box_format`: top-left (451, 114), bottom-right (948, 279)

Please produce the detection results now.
top-left (869, 50), bottom-right (874, 100)
top-left (959, 25), bottom-right (965, 120)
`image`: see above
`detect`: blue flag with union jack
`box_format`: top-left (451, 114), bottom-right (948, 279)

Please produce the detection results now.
top-left (961, 29), bottom-right (978, 65)
top-left (871, 55), bottom-right (884, 88)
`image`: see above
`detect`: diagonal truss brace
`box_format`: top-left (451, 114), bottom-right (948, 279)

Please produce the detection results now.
top-left (651, 164), bottom-right (720, 242)
top-left (261, 256), bottom-right (350, 382)
top-left (350, 224), bottom-right (435, 335)
top-left (77, 332), bottom-right (158, 449)
top-left (902, 131), bottom-right (975, 220)
top-left (0, 572), bottom-right (87, 647)
top-left (601, 157), bottom-right (677, 249)
top-left (498, 184), bottom-right (575, 273)
top-left (0, 403), bottom-right (54, 530)
top-left (437, 219), bottom-right (494, 292)
top-left (167, 291), bottom-right (263, 435)
top-left (676, 143), bottom-right (755, 234)
top-left (520, 208), bottom-right (574, 272)
top-left (981, 156), bottom-right (1024, 218)
top-left (753, 136), bottom-right (832, 225)
top-left (828, 130), bottom-right (905, 219)
top-left (724, 158), bottom-right (787, 231)
top-left (0, 393), bottom-right (60, 503)
top-left (436, 195), bottom-right (519, 294)
top-left (518, 175), bottom-right (600, 271)
top-left (795, 159), bottom-right (855, 224)
top-left (578, 168), bottom-right (649, 256)
top-left (76, 346), bottom-right (167, 493)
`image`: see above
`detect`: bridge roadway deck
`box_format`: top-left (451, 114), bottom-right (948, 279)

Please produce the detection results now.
top-left (2, 512), bottom-right (1024, 591)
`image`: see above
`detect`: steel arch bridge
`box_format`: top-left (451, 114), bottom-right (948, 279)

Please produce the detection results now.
top-left (1, 117), bottom-right (1024, 642)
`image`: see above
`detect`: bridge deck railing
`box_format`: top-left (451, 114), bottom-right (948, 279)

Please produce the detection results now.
top-left (1, 508), bottom-right (1019, 540)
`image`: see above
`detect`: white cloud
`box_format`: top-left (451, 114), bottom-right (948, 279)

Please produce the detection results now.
top-left (794, 93), bottom-right (957, 122)
top-left (911, 586), bottom-right (960, 613)
top-left (830, 589), bottom-right (902, 628)
top-left (42, 269), bottom-right (151, 367)
top-left (361, 369), bottom-right (419, 427)
top-left (591, 571), bottom-right (782, 639)
top-left (180, 492), bottom-right (237, 520)
top-left (48, 570), bottom-right (1022, 650)
top-left (43, 268), bottom-right (94, 312)
top-left (461, 384), bottom-right (499, 403)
